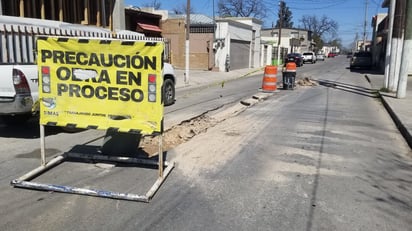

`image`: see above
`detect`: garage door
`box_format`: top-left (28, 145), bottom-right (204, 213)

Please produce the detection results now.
top-left (230, 39), bottom-right (250, 70)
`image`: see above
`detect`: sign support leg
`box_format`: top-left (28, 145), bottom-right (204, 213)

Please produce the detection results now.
top-left (40, 124), bottom-right (46, 166)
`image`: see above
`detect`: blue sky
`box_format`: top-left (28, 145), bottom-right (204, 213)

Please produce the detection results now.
top-left (125, 0), bottom-right (387, 48)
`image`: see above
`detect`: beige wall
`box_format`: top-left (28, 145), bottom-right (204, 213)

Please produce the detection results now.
top-left (162, 18), bottom-right (214, 70)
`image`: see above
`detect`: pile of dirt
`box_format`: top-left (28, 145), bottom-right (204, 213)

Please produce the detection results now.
top-left (139, 93), bottom-right (268, 157)
top-left (296, 76), bottom-right (318, 87)
top-left (140, 115), bottom-right (218, 156)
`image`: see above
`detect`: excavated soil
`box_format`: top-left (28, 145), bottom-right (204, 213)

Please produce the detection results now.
top-left (140, 100), bottom-right (251, 156)
top-left (296, 76), bottom-right (319, 87)
top-left (140, 115), bottom-right (218, 156)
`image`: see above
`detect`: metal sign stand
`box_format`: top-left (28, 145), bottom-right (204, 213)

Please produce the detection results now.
top-left (11, 125), bottom-right (174, 202)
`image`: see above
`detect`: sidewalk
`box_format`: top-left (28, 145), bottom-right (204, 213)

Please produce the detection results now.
top-left (172, 67), bottom-right (412, 150)
top-left (367, 72), bottom-right (412, 149)
top-left (173, 67), bottom-right (264, 90)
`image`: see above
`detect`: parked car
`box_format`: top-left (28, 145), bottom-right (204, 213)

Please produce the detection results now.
top-left (302, 52), bottom-right (317, 64)
top-left (350, 51), bottom-right (372, 69)
top-left (316, 53), bottom-right (325, 61)
top-left (328, 53), bottom-right (337, 58)
top-left (285, 53), bottom-right (304, 67)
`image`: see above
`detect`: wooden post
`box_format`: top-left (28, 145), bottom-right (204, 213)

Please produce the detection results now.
top-left (59, 0), bottom-right (63, 22)
top-left (19, 0), bottom-right (24, 17)
top-left (96, 0), bottom-right (101, 27)
top-left (40, 0), bottom-right (45, 19)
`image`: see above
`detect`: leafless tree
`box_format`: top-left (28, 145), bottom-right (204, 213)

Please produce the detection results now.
top-left (299, 15), bottom-right (338, 39)
top-left (142, 0), bottom-right (161, 10)
top-left (299, 15), bottom-right (339, 50)
top-left (217, 0), bottom-right (267, 19)
top-left (172, 3), bottom-right (195, 14)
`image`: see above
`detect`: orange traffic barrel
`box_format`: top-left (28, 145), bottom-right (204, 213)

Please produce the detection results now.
top-left (261, 65), bottom-right (278, 92)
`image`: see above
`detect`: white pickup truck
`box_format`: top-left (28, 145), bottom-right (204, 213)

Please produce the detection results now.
top-left (0, 65), bottom-right (39, 123)
top-left (302, 52), bottom-right (317, 64)
top-left (0, 16), bottom-right (176, 124)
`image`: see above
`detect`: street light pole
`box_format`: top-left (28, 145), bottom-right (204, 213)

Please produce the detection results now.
top-left (277, 1), bottom-right (283, 66)
top-left (185, 0), bottom-right (190, 84)
top-left (362, 0), bottom-right (368, 51)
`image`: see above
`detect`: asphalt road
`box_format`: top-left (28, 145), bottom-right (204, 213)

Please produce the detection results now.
top-left (1, 56), bottom-right (411, 230)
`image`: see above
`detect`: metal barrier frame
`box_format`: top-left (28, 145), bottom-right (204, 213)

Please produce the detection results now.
top-left (10, 125), bottom-right (174, 202)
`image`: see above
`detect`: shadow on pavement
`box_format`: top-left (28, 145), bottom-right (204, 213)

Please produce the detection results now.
top-left (0, 116), bottom-right (84, 139)
top-left (316, 79), bottom-right (379, 98)
top-left (347, 67), bottom-right (384, 75)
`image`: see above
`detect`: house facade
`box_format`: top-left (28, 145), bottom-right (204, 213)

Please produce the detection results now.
top-left (213, 18), bottom-right (262, 72)
top-left (162, 14), bottom-right (215, 70)
top-left (371, 13), bottom-right (388, 70)
top-left (261, 28), bottom-right (314, 65)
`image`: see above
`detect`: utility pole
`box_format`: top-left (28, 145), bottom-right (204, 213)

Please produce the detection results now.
top-left (277, 1), bottom-right (283, 66)
top-left (362, 0), bottom-right (368, 51)
top-left (389, 0), bottom-right (406, 92)
top-left (383, 0), bottom-right (396, 89)
top-left (354, 32), bottom-right (359, 51)
top-left (185, 0), bottom-right (190, 84)
top-left (397, 0), bottom-right (412, 98)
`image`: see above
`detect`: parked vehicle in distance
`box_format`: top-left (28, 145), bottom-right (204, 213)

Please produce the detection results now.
top-left (316, 53), bottom-right (325, 61)
top-left (350, 51), bottom-right (372, 70)
top-left (346, 52), bottom-right (353, 58)
top-left (328, 53), bottom-right (337, 58)
top-left (285, 53), bottom-right (304, 67)
top-left (302, 52), bottom-right (317, 64)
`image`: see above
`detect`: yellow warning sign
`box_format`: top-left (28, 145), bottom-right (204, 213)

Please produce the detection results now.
top-left (37, 36), bottom-right (164, 134)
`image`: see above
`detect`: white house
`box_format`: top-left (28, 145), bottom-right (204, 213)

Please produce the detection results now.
top-left (261, 28), bottom-right (315, 65)
top-left (214, 17), bottom-right (262, 72)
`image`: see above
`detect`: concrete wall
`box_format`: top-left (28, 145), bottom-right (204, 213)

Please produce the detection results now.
top-left (189, 33), bottom-right (214, 70)
top-left (162, 19), bottom-right (186, 68)
top-left (162, 18), bottom-right (214, 70)
top-left (113, 0), bottom-right (125, 30)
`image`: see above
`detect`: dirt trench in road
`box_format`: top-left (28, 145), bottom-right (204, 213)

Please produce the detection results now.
top-left (140, 100), bottom-right (252, 156)
top-left (140, 77), bottom-right (318, 156)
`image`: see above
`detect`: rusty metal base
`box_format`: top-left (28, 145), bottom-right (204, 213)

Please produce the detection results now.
top-left (10, 152), bottom-right (174, 202)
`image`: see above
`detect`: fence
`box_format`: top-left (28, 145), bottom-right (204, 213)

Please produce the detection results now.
top-left (0, 23), bottom-right (170, 64)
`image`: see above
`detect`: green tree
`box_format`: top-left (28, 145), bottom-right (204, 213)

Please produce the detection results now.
top-left (275, 1), bottom-right (293, 28)
top-left (313, 34), bottom-right (324, 51)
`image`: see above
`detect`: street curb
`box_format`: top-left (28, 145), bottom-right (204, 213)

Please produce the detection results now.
top-left (175, 68), bottom-right (265, 91)
top-left (379, 94), bottom-right (412, 149)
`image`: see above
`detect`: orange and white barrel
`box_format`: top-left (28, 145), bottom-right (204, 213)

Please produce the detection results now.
top-left (261, 65), bottom-right (278, 92)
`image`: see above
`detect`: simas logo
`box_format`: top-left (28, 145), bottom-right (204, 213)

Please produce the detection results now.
top-left (42, 97), bottom-right (56, 109)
